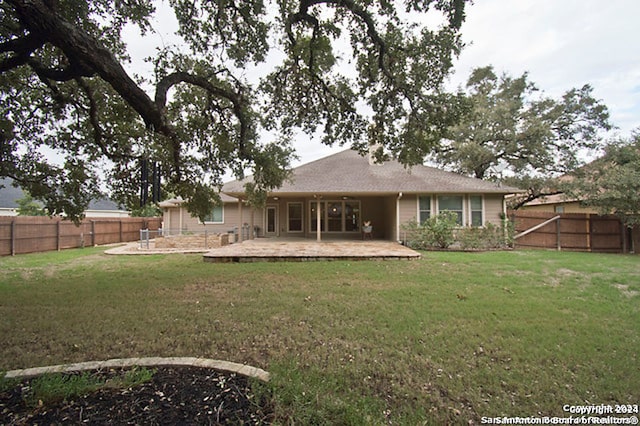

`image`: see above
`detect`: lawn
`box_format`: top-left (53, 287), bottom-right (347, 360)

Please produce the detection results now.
top-left (1, 247), bottom-right (638, 424)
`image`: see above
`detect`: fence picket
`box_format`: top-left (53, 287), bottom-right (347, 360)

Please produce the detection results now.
top-left (0, 217), bottom-right (161, 256)
top-left (511, 211), bottom-right (637, 253)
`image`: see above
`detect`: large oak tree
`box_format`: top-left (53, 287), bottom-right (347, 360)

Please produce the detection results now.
top-left (563, 130), bottom-right (640, 226)
top-left (1, 0), bottom-right (468, 220)
top-left (433, 66), bottom-right (612, 209)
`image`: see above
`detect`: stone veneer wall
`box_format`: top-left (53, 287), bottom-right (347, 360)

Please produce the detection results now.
top-left (154, 233), bottom-right (229, 249)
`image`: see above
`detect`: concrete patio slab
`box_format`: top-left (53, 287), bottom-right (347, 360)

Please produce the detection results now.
top-left (202, 239), bottom-right (421, 263)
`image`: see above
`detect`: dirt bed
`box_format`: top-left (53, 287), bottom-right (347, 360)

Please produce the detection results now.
top-left (1, 366), bottom-right (272, 425)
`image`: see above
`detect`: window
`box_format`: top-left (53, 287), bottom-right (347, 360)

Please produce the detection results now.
top-left (438, 195), bottom-right (463, 225)
top-left (327, 202), bottom-right (342, 231)
top-left (288, 202), bottom-right (303, 232)
top-left (470, 196), bottom-right (483, 227)
top-left (310, 200), bottom-right (361, 232)
top-left (554, 205), bottom-right (564, 213)
top-left (204, 205), bottom-right (224, 223)
top-left (344, 201), bottom-right (360, 232)
top-left (419, 195), bottom-right (431, 224)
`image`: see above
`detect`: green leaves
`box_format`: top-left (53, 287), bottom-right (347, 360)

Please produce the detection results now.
top-left (564, 130), bottom-right (640, 226)
top-left (437, 66), bottom-right (612, 182)
top-left (2, 0), bottom-right (470, 220)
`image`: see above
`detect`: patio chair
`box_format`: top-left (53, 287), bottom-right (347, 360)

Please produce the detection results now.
top-left (362, 224), bottom-right (373, 240)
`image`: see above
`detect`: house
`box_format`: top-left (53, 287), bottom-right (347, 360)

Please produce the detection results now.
top-left (161, 149), bottom-right (520, 242)
top-left (0, 177), bottom-right (130, 218)
top-left (518, 193), bottom-right (600, 214)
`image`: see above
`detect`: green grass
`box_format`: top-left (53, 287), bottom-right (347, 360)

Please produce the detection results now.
top-left (1, 248), bottom-right (638, 424)
top-left (13, 367), bottom-right (155, 407)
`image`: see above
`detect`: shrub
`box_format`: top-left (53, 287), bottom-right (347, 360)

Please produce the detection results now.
top-left (403, 214), bottom-right (515, 250)
top-left (402, 211), bottom-right (459, 249)
top-left (458, 222), bottom-right (514, 250)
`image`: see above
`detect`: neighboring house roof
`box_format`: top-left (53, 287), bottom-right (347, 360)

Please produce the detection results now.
top-left (223, 149), bottom-right (521, 196)
top-left (0, 177), bottom-right (25, 209)
top-left (522, 193), bottom-right (579, 206)
top-left (0, 177), bottom-right (126, 212)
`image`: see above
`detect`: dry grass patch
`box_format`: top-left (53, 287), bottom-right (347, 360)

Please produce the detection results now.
top-left (1, 248), bottom-right (638, 424)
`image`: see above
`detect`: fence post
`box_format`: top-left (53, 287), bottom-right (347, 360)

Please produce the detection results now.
top-left (10, 219), bottom-right (16, 256)
top-left (91, 220), bottom-right (95, 246)
top-left (556, 216), bottom-right (561, 251)
top-left (119, 220), bottom-right (123, 243)
top-left (57, 220), bottom-right (61, 251)
top-left (586, 214), bottom-right (592, 252)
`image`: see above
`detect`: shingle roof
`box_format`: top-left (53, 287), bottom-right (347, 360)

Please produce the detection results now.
top-left (0, 177), bottom-right (25, 208)
top-left (223, 149), bottom-right (521, 196)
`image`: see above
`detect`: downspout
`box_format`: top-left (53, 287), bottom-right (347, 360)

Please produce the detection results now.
top-left (238, 197), bottom-right (243, 243)
top-left (396, 192), bottom-right (403, 244)
top-left (179, 204), bottom-right (183, 235)
top-left (502, 197), bottom-right (508, 246)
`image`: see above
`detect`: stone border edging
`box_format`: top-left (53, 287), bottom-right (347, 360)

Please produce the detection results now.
top-left (3, 357), bottom-right (270, 382)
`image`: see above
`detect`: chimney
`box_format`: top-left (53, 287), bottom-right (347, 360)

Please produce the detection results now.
top-left (368, 143), bottom-right (383, 165)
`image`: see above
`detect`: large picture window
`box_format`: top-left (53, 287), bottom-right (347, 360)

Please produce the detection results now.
top-left (437, 195), bottom-right (463, 226)
top-left (204, 205), bottom-right (224, 223)
top-left (288, 202), bottom-right (303, 232)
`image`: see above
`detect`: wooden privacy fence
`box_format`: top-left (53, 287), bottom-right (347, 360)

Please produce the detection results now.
top-left (512, 211), bottom-right (638, 253)
top-left (0, 216), bottom-right (162, 256)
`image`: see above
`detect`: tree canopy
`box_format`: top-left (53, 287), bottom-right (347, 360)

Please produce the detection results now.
top-left (563, 130), bottom-right (640, 226)
top-left (433, 66), bottom-right (612, 208)
top-left (15, 190), bottom-right (46, 216)
top-left (1, 0), bottom-right (469, 221)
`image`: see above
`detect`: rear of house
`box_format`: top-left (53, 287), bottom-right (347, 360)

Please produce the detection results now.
top-left (161, 150), bottom-right (519, 242)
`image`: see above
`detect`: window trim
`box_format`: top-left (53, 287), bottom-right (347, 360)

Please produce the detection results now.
top-left (287, 202), bottom-right (304, 233)
top-left (437, 194), bottom-right (464, 226)
top-left (416, 194), bottom-right (486, 227)
top-left (202, 204), bottom-right (224, 224)
top-left (418, 195), bottom-right (432, 224)
top-left (469, 195), bottom-right (484, 227)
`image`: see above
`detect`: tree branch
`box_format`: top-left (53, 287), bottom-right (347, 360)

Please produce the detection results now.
top-left (7, 0), bottom-right (182, 176)
top-left (75, 78), bottom-right (136, 161)
top-left (7, 0), bottom-right (166, 130)
top-left (155, 71), bottom-right (250, 157)
top-left (508, 189), bottom-right (565, 210)
top-left (0, 33), bottom-right (44, 72)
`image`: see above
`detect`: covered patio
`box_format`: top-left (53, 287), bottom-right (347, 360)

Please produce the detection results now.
top-left (202, 239), bottom-right (421, 263)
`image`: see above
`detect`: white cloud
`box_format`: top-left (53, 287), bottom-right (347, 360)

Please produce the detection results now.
top-left (449, 0), bottom-right (640, 136)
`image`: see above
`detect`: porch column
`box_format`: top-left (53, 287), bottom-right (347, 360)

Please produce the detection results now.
top-left (314, 194), bottom-right (322, 242)
top-left (238, 197), bottom-right (243, 243)
top-left (250, 206), bottom-right (255, 240)
top-left (396, 192), bottom-right (403, 243)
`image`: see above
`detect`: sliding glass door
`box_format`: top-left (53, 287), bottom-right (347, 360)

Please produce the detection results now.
top-left (310, 200), bottom-right (361, 233)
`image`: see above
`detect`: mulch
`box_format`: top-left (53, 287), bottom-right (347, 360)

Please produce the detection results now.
top-left (1, 366), bottom-right (273, 425)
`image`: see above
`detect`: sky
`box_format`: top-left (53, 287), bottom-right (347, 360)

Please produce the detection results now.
top-left (298, 0), bottom-right (640, 165)
top-left (125, 0), bottom-right (640, 167)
